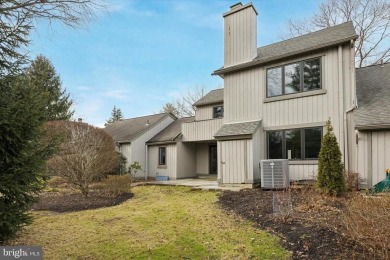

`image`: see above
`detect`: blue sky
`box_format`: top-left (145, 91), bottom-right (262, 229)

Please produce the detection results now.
top-left (29, 0), bottom-right (319, 127)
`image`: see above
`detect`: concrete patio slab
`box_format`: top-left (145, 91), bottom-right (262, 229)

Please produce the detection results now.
top-left (143, 178), bottom-right (250, 192)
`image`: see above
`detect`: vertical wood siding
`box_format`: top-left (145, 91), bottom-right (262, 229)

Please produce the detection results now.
top-left (195, 105), bottom-right (217, 121)
top-left (289, 164), bottom-right (318, 180)
top-left (131, 116), bottom-right (175, 173)
top-left (182, 118), bottom-right (223, 142)
top-left (222, 45), bottom-right (356, 182)
top-left (176, 142), bottom-right (197, 178)
top-left (220, 139), bottom-right (252, 184)
top-left (147, 145), bottom-right (177, 179)
top-left (196, 144), bottom-right (209, 174)
top-left (224, 6), bottom-right (257, 67)
top-left (119, 144), bottom-right (131, 169)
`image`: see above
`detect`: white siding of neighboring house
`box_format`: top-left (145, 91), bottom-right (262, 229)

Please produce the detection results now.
top-left (222, 45), bottom-right (356, 181)
top-left (196, 143), bottom-right (209, 174)
top-left (357, 131), bottom-right (390, 188)
top-left (147, 144), bottom-right (177, 179)
top-left (130, 116), bottom-right (175, 176)
top-left (176, 142), bottom-right (197, 179)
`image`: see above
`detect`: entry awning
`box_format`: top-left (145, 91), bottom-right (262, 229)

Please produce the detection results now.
top-left (214, 120), bottom-right (262, 140)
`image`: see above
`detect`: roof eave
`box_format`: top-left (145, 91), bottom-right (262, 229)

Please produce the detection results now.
top-left (212, 35), bottom-right (358, 76)
top-left (214, 134), bottom-right (253, 141)
top-left (355, 124), bottom-right (390, 131)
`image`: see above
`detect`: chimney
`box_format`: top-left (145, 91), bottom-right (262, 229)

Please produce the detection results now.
top-left (223, 2), bottom-right (258, 67)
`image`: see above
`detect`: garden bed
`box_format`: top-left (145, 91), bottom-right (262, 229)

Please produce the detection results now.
top-left (218, 188), bottom-right (371, 259)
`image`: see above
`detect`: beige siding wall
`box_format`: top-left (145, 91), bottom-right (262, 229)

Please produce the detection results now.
top-left (222, 45), bottom-right (356, 182)
top-left (182, 118), bottom-right (223, 142)
top-left (224, 5), bottom-right (257, 67)
top-left (147, 145), bottom-right (177, 179)
top-left (176, 142), bottom-right (197, 178)
top-left (131, 116), bottom-right (175, 175)
top-left (357, 131), bottom-right (390, 187)
top-left (252, 127), bottom-right (261, 181)
top-left (289, 164), bottom-right (318, 180)
top-left (196, 144), bottom-right (209, 174)
top-left (195, 104), bottom-right (223, 121)
top-left (219, 139), bottom-right (252, 184)
top-left (119, 143), bottom-right (131, 168)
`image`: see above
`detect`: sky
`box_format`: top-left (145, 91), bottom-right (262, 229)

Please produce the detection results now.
top-left (29, 0), bottom-right (320, 127)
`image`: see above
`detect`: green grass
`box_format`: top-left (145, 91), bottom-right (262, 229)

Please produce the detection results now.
top-left (12, 186), bottom-right (290, 259)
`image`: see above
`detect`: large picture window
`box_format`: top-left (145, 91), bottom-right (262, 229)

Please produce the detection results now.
top-left (267, 127), bottom-right (322, 160)
top-left (266, 58), bottom-right (321, 97)
top-left (158, 147), bottom-right (166, 165)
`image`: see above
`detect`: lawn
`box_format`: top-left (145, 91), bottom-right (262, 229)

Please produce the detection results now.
top-left (11, 186), bottom-right (290, 259)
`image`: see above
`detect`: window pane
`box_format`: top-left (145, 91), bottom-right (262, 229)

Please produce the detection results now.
top-left (285, 63), bottom-right (300, 94)
top-left (213, 106), bottom-right (224, 118)
top-left (303, 58), bottom-right (321, 91)
top-left (159, 147), bottom-right (166, 165)
top-left (267, 67), bottom-right (282, 97)
top-left (285, 129), bottom-right (301, 159)
top-left (305, 128), bottom-right (322, 159)
top-left (268, 131), bottom-right (283, 159)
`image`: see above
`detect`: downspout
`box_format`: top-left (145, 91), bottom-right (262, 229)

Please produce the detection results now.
top-left (338, 45), bottom-right (347, 169)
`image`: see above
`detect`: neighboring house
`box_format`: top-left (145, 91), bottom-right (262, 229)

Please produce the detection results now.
top-left (104, 113), bottom-right (176, 173)
top-left (146, 117), bottom-right (197, 180)
top-left (210, 2), bottom-right (358, 185)
top-left (354, 63), bottom-right (390, 188)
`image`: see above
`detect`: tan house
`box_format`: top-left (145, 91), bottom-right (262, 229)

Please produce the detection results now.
top-left (105, 2), bottom-right (389, 188)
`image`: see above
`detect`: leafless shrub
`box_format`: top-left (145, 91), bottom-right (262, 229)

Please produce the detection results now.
top-left (46, 121), bottom-right (119, 197)
top-left (97, 175), bottom-right (132, 198)
top-left (344, 170), bottom-right (361, 191)
top-left (342, 193), bottom-right (390, 258)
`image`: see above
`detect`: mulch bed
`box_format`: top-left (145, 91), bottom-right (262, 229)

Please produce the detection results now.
top-left (218, 188), bottom-right (371, 259)
top-left (32, 191), bottom-right (133, 213)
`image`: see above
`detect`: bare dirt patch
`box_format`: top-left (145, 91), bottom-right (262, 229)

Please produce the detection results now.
top-left (32, 191), bottom-right (133, 213)
top-left (218, 188), bottom-right (372, 260)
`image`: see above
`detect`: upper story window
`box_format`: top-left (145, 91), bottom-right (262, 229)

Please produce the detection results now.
top-left (266, 57), bottom-right (321, 97)
top-left (213, 105), bottom-right (224, 118)
top-left (267, 127), bottom-right (322, 160)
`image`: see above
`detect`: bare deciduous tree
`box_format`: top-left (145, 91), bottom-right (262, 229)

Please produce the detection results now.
top-left (161, 85), bottom-right (206, 118)
top-left (284, 0), bottom-right (390, 67)
top-left (46, 121), bottom-right (118, 197)
top-left (0, 0), bottom-right (106, 75)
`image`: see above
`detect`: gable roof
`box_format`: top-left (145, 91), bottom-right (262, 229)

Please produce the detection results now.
top-left (213, 21), bottom-right (358, 75)
top-left (355, 63), bottom-right (390, 130)
top-left (104, 113), bottom-right (175, 143)
top-left (147, 117), bottom-right (195, 144)
top-left (215, 120), bottom-right (261, 140)
top-left (193, 88), bottom-right (224, 107)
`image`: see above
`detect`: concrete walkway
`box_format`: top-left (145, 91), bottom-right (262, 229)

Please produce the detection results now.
top-left (143, 178), bottom-right (249, 192)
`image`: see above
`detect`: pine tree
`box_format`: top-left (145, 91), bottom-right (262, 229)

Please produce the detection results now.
top-left (25, 55), bottom-right (74, 121)
top-left (0, 75), bottom-right (57, 244)
top-left (317, 120), bottom-right (345, 195)
top-left (105, 106), bottom-right (124, 126)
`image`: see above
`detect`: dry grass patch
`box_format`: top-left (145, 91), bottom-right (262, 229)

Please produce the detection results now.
top-left (11, 186), bottom-right (289, 259)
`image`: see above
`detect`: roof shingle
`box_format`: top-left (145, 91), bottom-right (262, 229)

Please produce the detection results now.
top-left (147, 117), bottom-right (195, 144)
top-left (104, 113), bottom-right (174, 142)
top-left (213, 22), bottom-right (358, 75)
top-left (214, 120), bottom-right (261, 138)
top-left (193, 88), bottom-right (224, 106)
top-left (355, 63), bottom-right (390, 129)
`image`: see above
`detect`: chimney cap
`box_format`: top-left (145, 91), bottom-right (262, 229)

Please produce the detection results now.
top-left (230, 2), bottom-right (242, 10)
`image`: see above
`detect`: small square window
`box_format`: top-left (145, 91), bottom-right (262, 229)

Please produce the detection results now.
top-left (158, 147), bottom-right (166, 165)
top-left (213, 106), bottom-right (224, 118)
